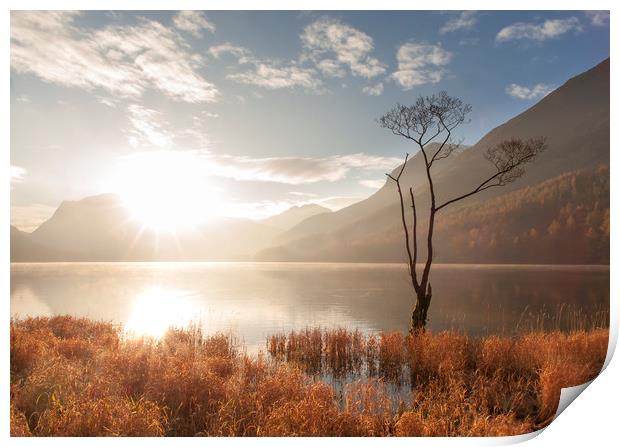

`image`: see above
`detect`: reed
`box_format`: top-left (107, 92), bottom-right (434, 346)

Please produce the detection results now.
top-left (11, 316), bottom-right (608, 437)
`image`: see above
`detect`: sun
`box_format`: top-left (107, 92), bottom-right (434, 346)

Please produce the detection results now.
top-left (112, 151), bottom-right (221, 232)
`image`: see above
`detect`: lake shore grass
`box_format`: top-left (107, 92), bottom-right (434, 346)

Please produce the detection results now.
top-left (11, 316), bottom-right (608, 437)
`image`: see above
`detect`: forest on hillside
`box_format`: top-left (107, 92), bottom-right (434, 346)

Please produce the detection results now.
top-left (431, 165), bottom-right (610, 264)
top-left (260, 165), bottom-right (609, 265)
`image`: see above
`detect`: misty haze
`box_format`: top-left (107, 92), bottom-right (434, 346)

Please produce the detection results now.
top-left (9, 10), bottom-right (610, 438)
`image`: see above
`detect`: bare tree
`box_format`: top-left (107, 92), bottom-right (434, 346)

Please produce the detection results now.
top-left (379, 92), bottom-right (547, 332)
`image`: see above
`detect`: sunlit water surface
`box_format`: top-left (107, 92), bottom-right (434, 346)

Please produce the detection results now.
top-left (10, 262), bottom-right (609, 352)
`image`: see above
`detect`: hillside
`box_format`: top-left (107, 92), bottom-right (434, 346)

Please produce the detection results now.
top-left (262, 204), bottom-right (331, 230)
top-left (257, 58), bottom-right (610, 263)
top-left (258, 166), bottom-right (609, 264)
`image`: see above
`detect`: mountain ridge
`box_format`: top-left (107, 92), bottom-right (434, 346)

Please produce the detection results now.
top-left (10, 58), bottom-right (609, 264)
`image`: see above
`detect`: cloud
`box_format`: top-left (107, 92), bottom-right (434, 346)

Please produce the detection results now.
top-left (209, 42), bottom-right (322, 91)
top-left (440, 11), bottom-right (477, 34)
top-left (209, 43), bottom-right (254, 64)
top-left (496, 17), bottom-right (582, 42)
top-left (227, 63), bottom-right (322, 90)
top-left (585, 11), bottom-right (610, 27)
top-left (317, 59), bottom-right (347, 78)
top-left (16, 94), bottom-right (31, 103)
top-left (214, 18), bottom-right (386, 91)
top-left (126, 105), bottom-right (174, 148)
top-left (506, 83), bottom-right (554, 100)
top-left (120, 149), bottom-right (400, 186)
top-left (125, 104), bottom-right (213, 150)
top-left (208, 152), bottom-right (401, 184)
top-left (97, 96), bottom-right (118, 107)
top-left (391, 42), bottom-right (452, 90)
top-left (172, 11), bottom-right (216, 37)
top-left (11, 165), bottom-right (27, 183)
top-left (11, 11), bottom-right (218, 103)
top-left (362, 82), bottom-right (384, 96)
top-left (316, 196), bottom-right (364, 210)
top-left (289, 191), bottom-right (318, 197)
top-left (198, 111), bottom-right (219, 119)
top-left (359, 179), bottom-right (385, 189)
top-left (301, 17), bottom-right (386, 79)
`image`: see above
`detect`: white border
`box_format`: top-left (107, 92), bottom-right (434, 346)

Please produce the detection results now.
top-left (2, 1), bottom-right (616, 446)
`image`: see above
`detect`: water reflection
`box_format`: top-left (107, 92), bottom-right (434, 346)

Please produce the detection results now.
top-left (10, 262), bottom-right (609, 350)
top-left (124, 287), bottom-right (202, 338)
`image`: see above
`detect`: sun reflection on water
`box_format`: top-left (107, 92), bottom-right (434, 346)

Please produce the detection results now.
top-left (124, 287), bottom-right (202, 338)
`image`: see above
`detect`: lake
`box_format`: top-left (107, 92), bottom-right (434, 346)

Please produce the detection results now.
top-left (10, 262), bottom-right (609, 352)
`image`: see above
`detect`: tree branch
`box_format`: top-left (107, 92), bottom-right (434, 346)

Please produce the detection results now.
top-left (385, 155), bottom-right (419, 293)
top-left (409, 187), bottom-right (418, 287)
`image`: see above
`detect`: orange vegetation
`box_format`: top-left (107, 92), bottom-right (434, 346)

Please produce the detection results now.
top-left (11, 316), bottom-right (608, 437)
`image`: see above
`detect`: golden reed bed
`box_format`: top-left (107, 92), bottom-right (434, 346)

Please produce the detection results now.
top-left (10, 316), bottom-right (608, 436)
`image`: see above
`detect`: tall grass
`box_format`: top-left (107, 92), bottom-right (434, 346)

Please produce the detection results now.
top-left (11, 316), bottom-right (608, 437)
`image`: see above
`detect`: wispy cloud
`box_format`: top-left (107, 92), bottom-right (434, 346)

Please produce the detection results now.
top-left (203, 152), bottom-right (401, 184)
top-left (496, 17), bottom-right (582, 42)
top-left (289, 191), bottom-right (318, 198)
top-left (359, 179), bottom-right (385, 189)
top-left (125, 105), bottom-right (212, 150)
top-left (301, 17), bottom-right (386, 79)
top-left (362, 82), bottom-right (384, 96)
top-left (11, 11), bottom-right (219, 103)
top-left (391, 42), bottom-right (452, 90)
top-left (126, 105), bottom-right (174, 148)
top-left (172, 11), bottom-right (216, 37)
top-left (208, 43), bottom-right (254, 64)
top-left (585, 11), bottom-right (610, 27)
top-left (209, 42), bottom-right (322, 91)
top-left (506, 83), bottom-right (554, 100)
top-left (96, 96), bottom-right (119, 107)
top-left (440, 11), bottom-right (477, 34)
top-left (16, 94), bottom-right (31, 103)
top-left (227, 63), bottom-right (322, 90)
top-left (121, 149), bottom-right (401, 186)
top-left (316, 196), bottom-right (364, 210)
top-left (317, 59), bottom-right (347, 78)
top-left (212, 17), bottom-right (386, 91)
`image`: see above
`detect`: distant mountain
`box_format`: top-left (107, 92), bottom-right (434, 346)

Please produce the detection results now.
top-left (257, 58), bottom-right (610, 264)
top-left (262, 204), bottom-right (331, 231)
top-left (11, 225), bottom-right (76, 261)
top-left (12, 194), bottom-right (281, 261)
top-left (11, 59), bottom-right (609, 264)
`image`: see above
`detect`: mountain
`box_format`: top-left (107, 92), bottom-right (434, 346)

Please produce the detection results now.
top-left (11, 59), bottom-right (609, 264)
top-left (10, 225), bottom-right (76, 261)
top-left (257, 58), bottom-right (610, 264)
top-left (12, 194), bottom-right (281, 261)
top-left (262, 204), bottom-right (331, 230)
top-left (257, 167), bottom-right (608, 264)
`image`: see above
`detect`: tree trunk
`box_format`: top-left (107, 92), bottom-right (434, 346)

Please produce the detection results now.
top-left (410, 284), bottom-right (432, 333)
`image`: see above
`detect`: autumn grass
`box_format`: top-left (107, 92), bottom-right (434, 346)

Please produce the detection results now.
top-left (11, 316), bottom-right (608, 437)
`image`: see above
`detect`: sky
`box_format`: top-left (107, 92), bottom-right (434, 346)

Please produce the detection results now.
top-left (10, 10), bottom-right (610, 231)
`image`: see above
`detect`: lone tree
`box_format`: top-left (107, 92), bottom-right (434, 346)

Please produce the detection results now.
top-left (379, 92), bottom-right (547, 333)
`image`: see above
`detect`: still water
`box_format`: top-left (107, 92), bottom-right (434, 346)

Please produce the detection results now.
top-left (10, 262), bottom-right (609, 351)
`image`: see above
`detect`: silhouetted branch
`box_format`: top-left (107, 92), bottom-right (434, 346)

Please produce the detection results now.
top-left (436, 137), bottom-right (547, 211)
top-left (385, 154), bottom-right (419, 293)
top-left (409, 186), bottom-right (418, 286)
